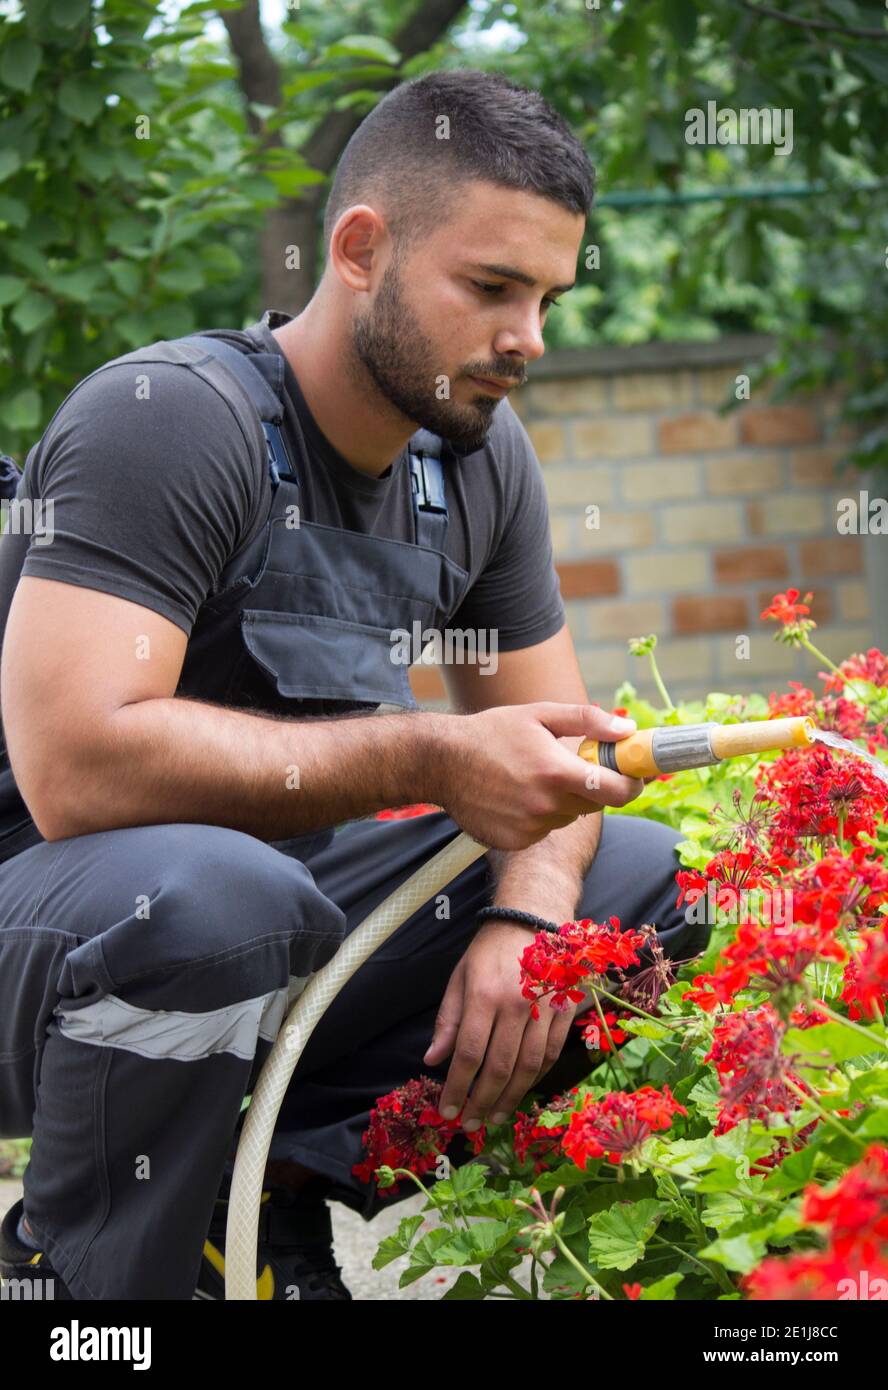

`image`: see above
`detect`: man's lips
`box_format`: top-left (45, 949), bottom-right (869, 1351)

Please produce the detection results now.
top-left (469, 375), bottom-right (519, 396)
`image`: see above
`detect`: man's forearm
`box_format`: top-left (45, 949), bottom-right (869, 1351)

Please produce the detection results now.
top-left (53, 697), bottom-right (449, 842)
top-left (484, 811), bottom-right (603, 928)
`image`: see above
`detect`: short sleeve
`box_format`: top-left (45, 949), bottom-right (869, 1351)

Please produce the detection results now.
top-left (450, 401), bottom-right (566, 651)
top-left (20, 359), bottom-right (269, 636)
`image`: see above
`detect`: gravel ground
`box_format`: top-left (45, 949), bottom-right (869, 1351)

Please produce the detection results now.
top-left (0, 1177), bottom-right (538, 1300)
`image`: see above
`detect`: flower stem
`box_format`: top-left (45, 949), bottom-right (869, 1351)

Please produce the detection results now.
top-left (590, 990), bottom-right (634, 1087)
top-left (783, 1077), bottom-right (864, 1146)
top-left (648, 652), bottom-right (675, 714)
top-left (551, 1232), bottom-right (614, 1300)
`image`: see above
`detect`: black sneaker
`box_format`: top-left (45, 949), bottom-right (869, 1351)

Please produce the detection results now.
top-left (194, 1179), bottom-right (352, 1301)
top-left (0, 1198), bottom-right (74, 1302)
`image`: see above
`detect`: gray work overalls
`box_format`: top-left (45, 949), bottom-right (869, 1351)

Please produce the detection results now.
top-left (0, 322), bottom-right (709, 1298)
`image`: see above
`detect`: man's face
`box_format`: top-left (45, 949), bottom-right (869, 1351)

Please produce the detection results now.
top-left (349, 180), bottom-right (584, 453)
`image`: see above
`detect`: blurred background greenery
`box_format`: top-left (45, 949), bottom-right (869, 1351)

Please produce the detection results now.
top-left (0, 0), bottom-right (886, 469)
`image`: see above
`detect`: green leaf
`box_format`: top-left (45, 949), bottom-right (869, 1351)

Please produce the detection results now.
top-left (322, 34), bottom-right (401, 65)
top-left (155, 264), bottom-right (206, 294)
top-left (104, 216), bottom-right (148, 251)
top-left (10, 290), bottom-right (54, 335)
top-left (697, 1231), bottom-right (769, 1274)
top-left (44, 265), bottom-right (106, 303)
top-left (0, 149), bottom-right (21, 185)
top-left (0, 275), bottom-right (26, 307)
top-left (432, 1220), bottom-right (514, 1265)
top-left (51, 0), bottom-right (92, 27)
top-left (3, 388), bottom-right (41, 432)
top-left (0, 197), bottom-right (31, 232)
top-left (106, 260), bottom-right (142, 298)
top-left (640, 1272), bottom-right (684, 1300)
top-left (442, 1271), bottom-right (486, 1299)
top-left (586, 1198), bottom-right (667, 1271)
top-left (784, 1020), bottom-right (885, 1065)
top-left (58, 77), bottom-right (106, 125)
top-left (370, 1213), bottom-right (426, 1269)
top-left (0, 38), bottom-right (42, 94)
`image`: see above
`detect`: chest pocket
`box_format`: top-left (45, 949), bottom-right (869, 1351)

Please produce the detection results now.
top-left (223, 510), bottom-right (471, 714)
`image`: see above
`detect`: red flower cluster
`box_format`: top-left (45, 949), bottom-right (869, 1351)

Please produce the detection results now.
top-left (754, 745), bottom-right (888, 862)
top-left (760, 587), bottom-right (817, 642)
top-left (703, 1002), bottom-right (816, 1135)
top-left (789, 843), bottom-right (888, 933)
top-left (841, 919), bottom-right (888, 1021)
top-left (822, 647), bottom-right (888, 698)
top-left (561, 1085), bottom-right (687, 1168)
top-left (512, 1088), bottom-right (579, 1174)
top-left (744, 1144), bottom-right (888, 1299)
top-left (682, 918), bottom-right (847, 1013)
top-left (574, 1009), bottom-right (630, 1052)
top-left (519, 917), bottom-right (647, 1020)
top-left (768, 681), bottom-right (887, 756)
top-left (352, 1075), bottom-right (464, 1196)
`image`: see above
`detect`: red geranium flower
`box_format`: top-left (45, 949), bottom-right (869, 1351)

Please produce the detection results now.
top-left (561, 1085), bottom-right (687, 1168)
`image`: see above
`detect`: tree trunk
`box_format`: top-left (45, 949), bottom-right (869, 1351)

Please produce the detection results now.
top-left (222, 0), bottom-right (469, 313)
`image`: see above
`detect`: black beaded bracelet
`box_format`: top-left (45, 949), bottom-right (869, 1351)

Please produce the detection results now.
top-left (475, 906), bottom-right (562, 934)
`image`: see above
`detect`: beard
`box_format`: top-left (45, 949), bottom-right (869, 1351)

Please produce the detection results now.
top-left (348, 254), bottom-right (511, 455)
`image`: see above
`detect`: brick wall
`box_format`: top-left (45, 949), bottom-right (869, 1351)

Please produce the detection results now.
top-left (409, 335), bottom-right (874, 711)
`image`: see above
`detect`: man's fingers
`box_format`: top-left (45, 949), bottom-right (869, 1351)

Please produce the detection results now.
top-left (535, 701), bottom-right (636, 743)
top-left (423, 964), bottom-right (465, 1070)
top-left (530, 1007), bottom-right (577, 1088)
top-left (435, 1003), bottom-right (498, 1121)
top-left (459, 1009), bottom-right (546, 1130)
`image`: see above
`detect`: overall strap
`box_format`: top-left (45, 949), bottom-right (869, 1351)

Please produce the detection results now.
top-left (178, 333), bottom-right (297, 490)
top-left (407, 428), bottom-right (449, 549)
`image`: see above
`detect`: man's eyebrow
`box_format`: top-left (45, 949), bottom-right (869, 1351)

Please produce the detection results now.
top-left (468, 262), bottom-right (576, 294)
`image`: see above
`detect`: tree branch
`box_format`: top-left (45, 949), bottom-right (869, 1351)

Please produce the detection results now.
top-left (741, 0), bottom-right (888, 40)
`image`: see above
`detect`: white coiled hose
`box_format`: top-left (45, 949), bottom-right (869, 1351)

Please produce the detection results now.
top-left (224, 828), bottom-right (489, 1300)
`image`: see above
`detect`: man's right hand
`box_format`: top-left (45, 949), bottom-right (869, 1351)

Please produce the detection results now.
top-left (429, 701), bottom-right (645, 851)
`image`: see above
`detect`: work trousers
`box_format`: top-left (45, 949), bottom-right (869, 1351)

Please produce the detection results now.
top-left (0, 809), bottom-right (709, 1299)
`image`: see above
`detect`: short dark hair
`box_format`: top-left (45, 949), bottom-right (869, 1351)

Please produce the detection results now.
top-left (322, 68), bottom-right (595, 261)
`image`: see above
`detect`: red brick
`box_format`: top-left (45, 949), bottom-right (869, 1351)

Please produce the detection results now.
top-left (799, 537), bottom-right (864, 576)
top-left (556, 560), bottom-right (622, 599)
top-left (740, 405), bottom-right (819, 446)
top-left (672, 595), bottom-right (748, 635)
top-left (714, 546), bottom-right (789, 584)
top-left (658, 412), bottom-right (738, 454)
top-left (757, 587), bottom-right (832, 625)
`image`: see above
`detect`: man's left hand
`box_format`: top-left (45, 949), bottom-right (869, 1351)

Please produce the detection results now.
top-left (423, 920), bottom-right (578, 1132)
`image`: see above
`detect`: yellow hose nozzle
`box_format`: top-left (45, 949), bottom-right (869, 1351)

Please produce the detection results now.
top-left (578, 715), bottom-right (816, 780)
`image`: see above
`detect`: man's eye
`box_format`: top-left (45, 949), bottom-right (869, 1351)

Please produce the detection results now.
top-left (472, 281), bottom-right (560, 312)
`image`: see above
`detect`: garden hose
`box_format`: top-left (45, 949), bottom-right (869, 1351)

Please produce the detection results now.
top-left (224, 713), bottom-right (817, 1299)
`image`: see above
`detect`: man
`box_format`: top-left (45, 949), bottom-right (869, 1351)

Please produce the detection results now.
top-left (0, 68), bottom-right (707, 1301)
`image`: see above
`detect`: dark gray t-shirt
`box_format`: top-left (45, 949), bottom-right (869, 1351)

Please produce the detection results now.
top-left (6, 309), bottom-right (565, 648)
top-left (0, 308), bottom-right (564, 857)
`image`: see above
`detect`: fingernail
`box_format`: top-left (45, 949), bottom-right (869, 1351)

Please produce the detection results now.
top-left (441, 1105), bottom-right (459, 1120)
top-left (491, 1112), bottom-right (508, 1125)
top-left (610, 716), bottom-right (636, 733)
top-left (462, 1117), bottom-right (481, 1132)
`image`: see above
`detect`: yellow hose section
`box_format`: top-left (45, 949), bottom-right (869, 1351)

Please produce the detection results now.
top-left (709, 715), bottom-right (815, 759)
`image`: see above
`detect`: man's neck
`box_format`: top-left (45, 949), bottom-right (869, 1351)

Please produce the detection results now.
top-left (270, 309), bottom-right (415, 479)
